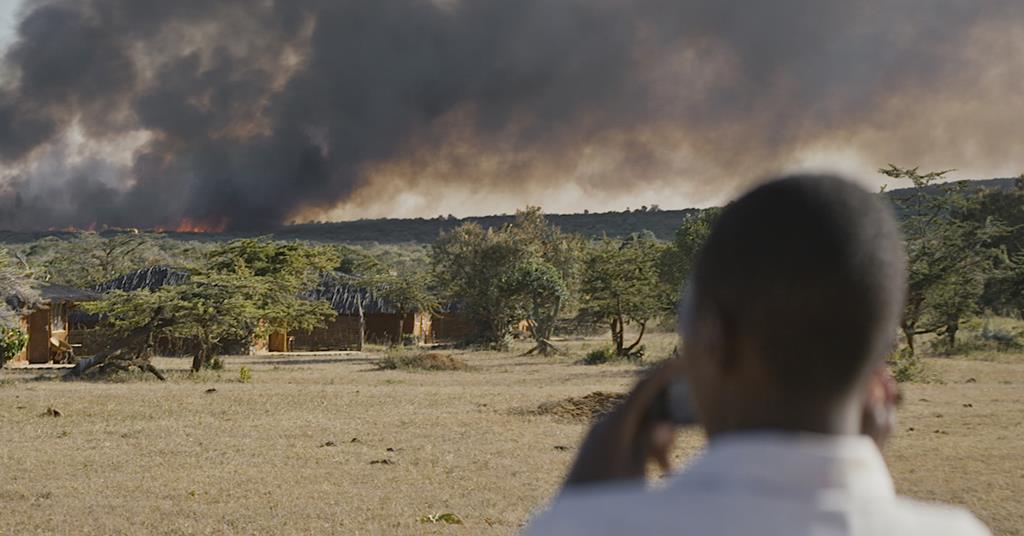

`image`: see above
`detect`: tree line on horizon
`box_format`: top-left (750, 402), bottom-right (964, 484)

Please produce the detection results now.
top-left (1, 166), bottom-right (1023, 376)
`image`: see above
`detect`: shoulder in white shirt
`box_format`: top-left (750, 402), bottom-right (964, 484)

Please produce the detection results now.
top-left (524, 433), bottom-right (990, 536)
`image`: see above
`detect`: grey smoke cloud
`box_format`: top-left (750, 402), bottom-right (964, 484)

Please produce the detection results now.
top-left (0, 0), bottom-right (1021, 230)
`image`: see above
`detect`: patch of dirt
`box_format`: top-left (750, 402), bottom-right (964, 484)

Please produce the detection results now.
top-left (530, 391), bottom-right (626, 422)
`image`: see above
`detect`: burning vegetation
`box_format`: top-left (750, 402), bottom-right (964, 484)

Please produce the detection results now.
top-left (0, 1), bottom-right (1022, 231)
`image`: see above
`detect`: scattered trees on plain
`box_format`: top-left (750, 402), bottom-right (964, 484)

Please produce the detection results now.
top-left (578, 234), bottom-right (671, 359)
top-left (3, 167), bottom-right (1022, 373)
top-left (881, 166), bottom-right (1011, 355)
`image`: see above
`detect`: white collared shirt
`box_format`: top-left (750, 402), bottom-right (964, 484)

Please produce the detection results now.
top-left (524, 433), bottom-right (989, 535)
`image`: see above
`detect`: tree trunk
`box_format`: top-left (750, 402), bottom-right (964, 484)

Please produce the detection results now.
top-left (611, 316), bottom-right (624, 356)
top-left (945, 316), bottom-right (959, 352)
top-left (623, 320), bottom-right (647, 358)
top-left (190, 347), bottom-right (206, 372)
top-left (901, 322), bottom-right (916, 357)
top-left (357, 297), bottom-right (366, 351)
top-left (394, 310), bottom-right (405, 347)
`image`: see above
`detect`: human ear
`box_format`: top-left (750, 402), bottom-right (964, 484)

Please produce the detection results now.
top-left (860, 363), bottom-right (901, 447)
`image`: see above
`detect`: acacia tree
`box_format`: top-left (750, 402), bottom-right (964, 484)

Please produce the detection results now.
top-left (18, 233), bottom-right (187, 288)
top-left (578, 234), bottom-right (670, 359)
top-left (971, 176), bottom-right (1024, 320)
top-left (89, 239), bottom-right (338, 371)
top-left (882, 165), bottom-right (1007, 354)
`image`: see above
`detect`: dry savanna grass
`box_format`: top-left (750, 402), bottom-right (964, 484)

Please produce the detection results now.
top-left (0, 332), bottom-right (1021, 535)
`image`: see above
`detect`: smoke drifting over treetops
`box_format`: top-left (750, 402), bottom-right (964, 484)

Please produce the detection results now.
top-left (0, 0), bottom-right (1021, 230)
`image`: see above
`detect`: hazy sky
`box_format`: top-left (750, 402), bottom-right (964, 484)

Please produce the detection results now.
top-left (0, 1), bottom-right (1022, 230)
top-left (0, 1), bottom-right (16, 51)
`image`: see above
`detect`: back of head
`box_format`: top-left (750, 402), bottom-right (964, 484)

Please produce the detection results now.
top-left (687, 174), bottom-right (906, 407)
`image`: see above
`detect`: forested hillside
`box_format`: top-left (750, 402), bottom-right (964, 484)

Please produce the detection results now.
top-left (0, 178), bottom-right (1016, 245)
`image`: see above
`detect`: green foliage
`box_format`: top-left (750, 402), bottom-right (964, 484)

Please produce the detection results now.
top-left (0, 248), bottom-right (37, 328)
top-left (881, 165), bottom-right (1009, 355)
top-left (888, 348), bottom-right (925, 383)
top-left (88, 239), bottom-right (338, 371)
top-left (0, 326), bottom-right (28, 368)
top-left (366, 269), bottom-right (438, 345)
top-left (432, 208), bottom-right (583, 349)
top-left (14, 233), bottom-right (208, 288)
top-left (238, 366), bottom-right (252, 383)
top-left (581, 346), bottom-right (621, 366)
top-left (660, 208), bottom-right (719, 298)
top-left (578, 234), bottom-right (670, 358)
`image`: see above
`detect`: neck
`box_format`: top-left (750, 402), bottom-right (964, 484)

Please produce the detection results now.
top-left (705, 397), bottom-right (862, 440)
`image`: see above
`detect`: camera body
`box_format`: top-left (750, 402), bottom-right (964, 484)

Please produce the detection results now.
top-left (652, 379), bottom-right (699, 426)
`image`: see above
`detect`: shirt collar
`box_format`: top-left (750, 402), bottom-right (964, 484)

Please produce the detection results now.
top-left (669, 432), bottom-right (896, 499)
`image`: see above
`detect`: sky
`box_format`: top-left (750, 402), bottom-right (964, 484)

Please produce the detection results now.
top-left (0, 1), bottom-right (1021, 230)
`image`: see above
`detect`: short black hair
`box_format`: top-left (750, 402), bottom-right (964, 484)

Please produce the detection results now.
top-left (688, 174), bottom-right (906, 401)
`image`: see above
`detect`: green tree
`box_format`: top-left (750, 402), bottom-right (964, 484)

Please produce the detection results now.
top-left (881, 165), bottom-right (1007, 354)
top-left (1, 250), bottom-right (36, 367)
top-left (660, 208), bottom-right (719, 300)
top-left (578, 234), bottom-right (670, 359)
top-left (367, 269), bottom-right (439, 345)
top-left (969, 176), bottom-right (1024, 319)
top-left (431, 208), bottom-right (582, 351)
top-left (16, 233), bottom-right (193, 288)
top-left (88, 239), bottom-right (338, 371)
top-left (432, 222), bottom-right (533, 347)
top-left (509, 208), bottom-right (584, 355)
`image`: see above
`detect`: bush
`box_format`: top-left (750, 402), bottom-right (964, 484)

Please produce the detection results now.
top-left (0, 326), bottom-right (27, 369)
top-left (581, 347), bottom-right (619, 366)
top-left (377, 351), bottom-right (468, 371)
top-left (888, 348), bottom-right (925, 383)
top-left (238, 366), bottom-right (253, 383)
top-left (927, 317), bottom-right (1024, 355)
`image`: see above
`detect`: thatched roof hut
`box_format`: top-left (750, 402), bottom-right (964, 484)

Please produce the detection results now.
top-left (94, 265), bottom-right (190, 293)
top-left (4, 282), bottom-right (99, 366)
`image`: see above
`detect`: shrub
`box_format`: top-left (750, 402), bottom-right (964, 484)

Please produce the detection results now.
top-left (377, 351), bottom-right (468, 371)
top-left (238, 366), bottom-right (252, 383)
top-left (206, 356), bottom-right (225, 371)
top-left (0, 326), bottom-right (27, 369)
top-left (581, 347), bottom-right (619, 366)
top-left (888, 348), bottom-right (925, 383)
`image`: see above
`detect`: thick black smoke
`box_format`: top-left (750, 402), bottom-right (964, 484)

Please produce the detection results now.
top-left (0, 0), bottom-right (1022, 230)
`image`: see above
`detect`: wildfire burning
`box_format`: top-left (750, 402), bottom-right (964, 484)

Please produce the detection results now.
top-left (46, 218), bottom-right (228, 234)
top-left (154, 218), bottom-right (229, 234)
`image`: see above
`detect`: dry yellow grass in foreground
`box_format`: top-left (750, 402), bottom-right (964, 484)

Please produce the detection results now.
top-left (1, 335), bottom-right (1021, 535)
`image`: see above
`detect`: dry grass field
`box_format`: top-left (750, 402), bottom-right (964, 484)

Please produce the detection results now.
top-left (1, 333), bottom-right (1021, 535)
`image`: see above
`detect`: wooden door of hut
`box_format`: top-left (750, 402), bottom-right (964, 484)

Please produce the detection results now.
top-left (26, 308), bottom-right (51, 364)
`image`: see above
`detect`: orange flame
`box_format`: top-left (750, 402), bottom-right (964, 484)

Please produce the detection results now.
top-left (154, 218), bottom-right (229, 233)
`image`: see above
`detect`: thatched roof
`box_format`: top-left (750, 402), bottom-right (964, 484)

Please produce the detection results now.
top-left (4, 282), bottom-right (100, 311)
top-left (302, 281), bottom-right (399, 315)
top-left (82, 268), bottom-right (420, 319)
top-left (94, 265), bottom-right (190, 293)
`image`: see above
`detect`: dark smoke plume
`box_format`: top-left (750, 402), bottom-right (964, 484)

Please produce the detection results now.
top-left (0, 0), bottom-right (1022, 230)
